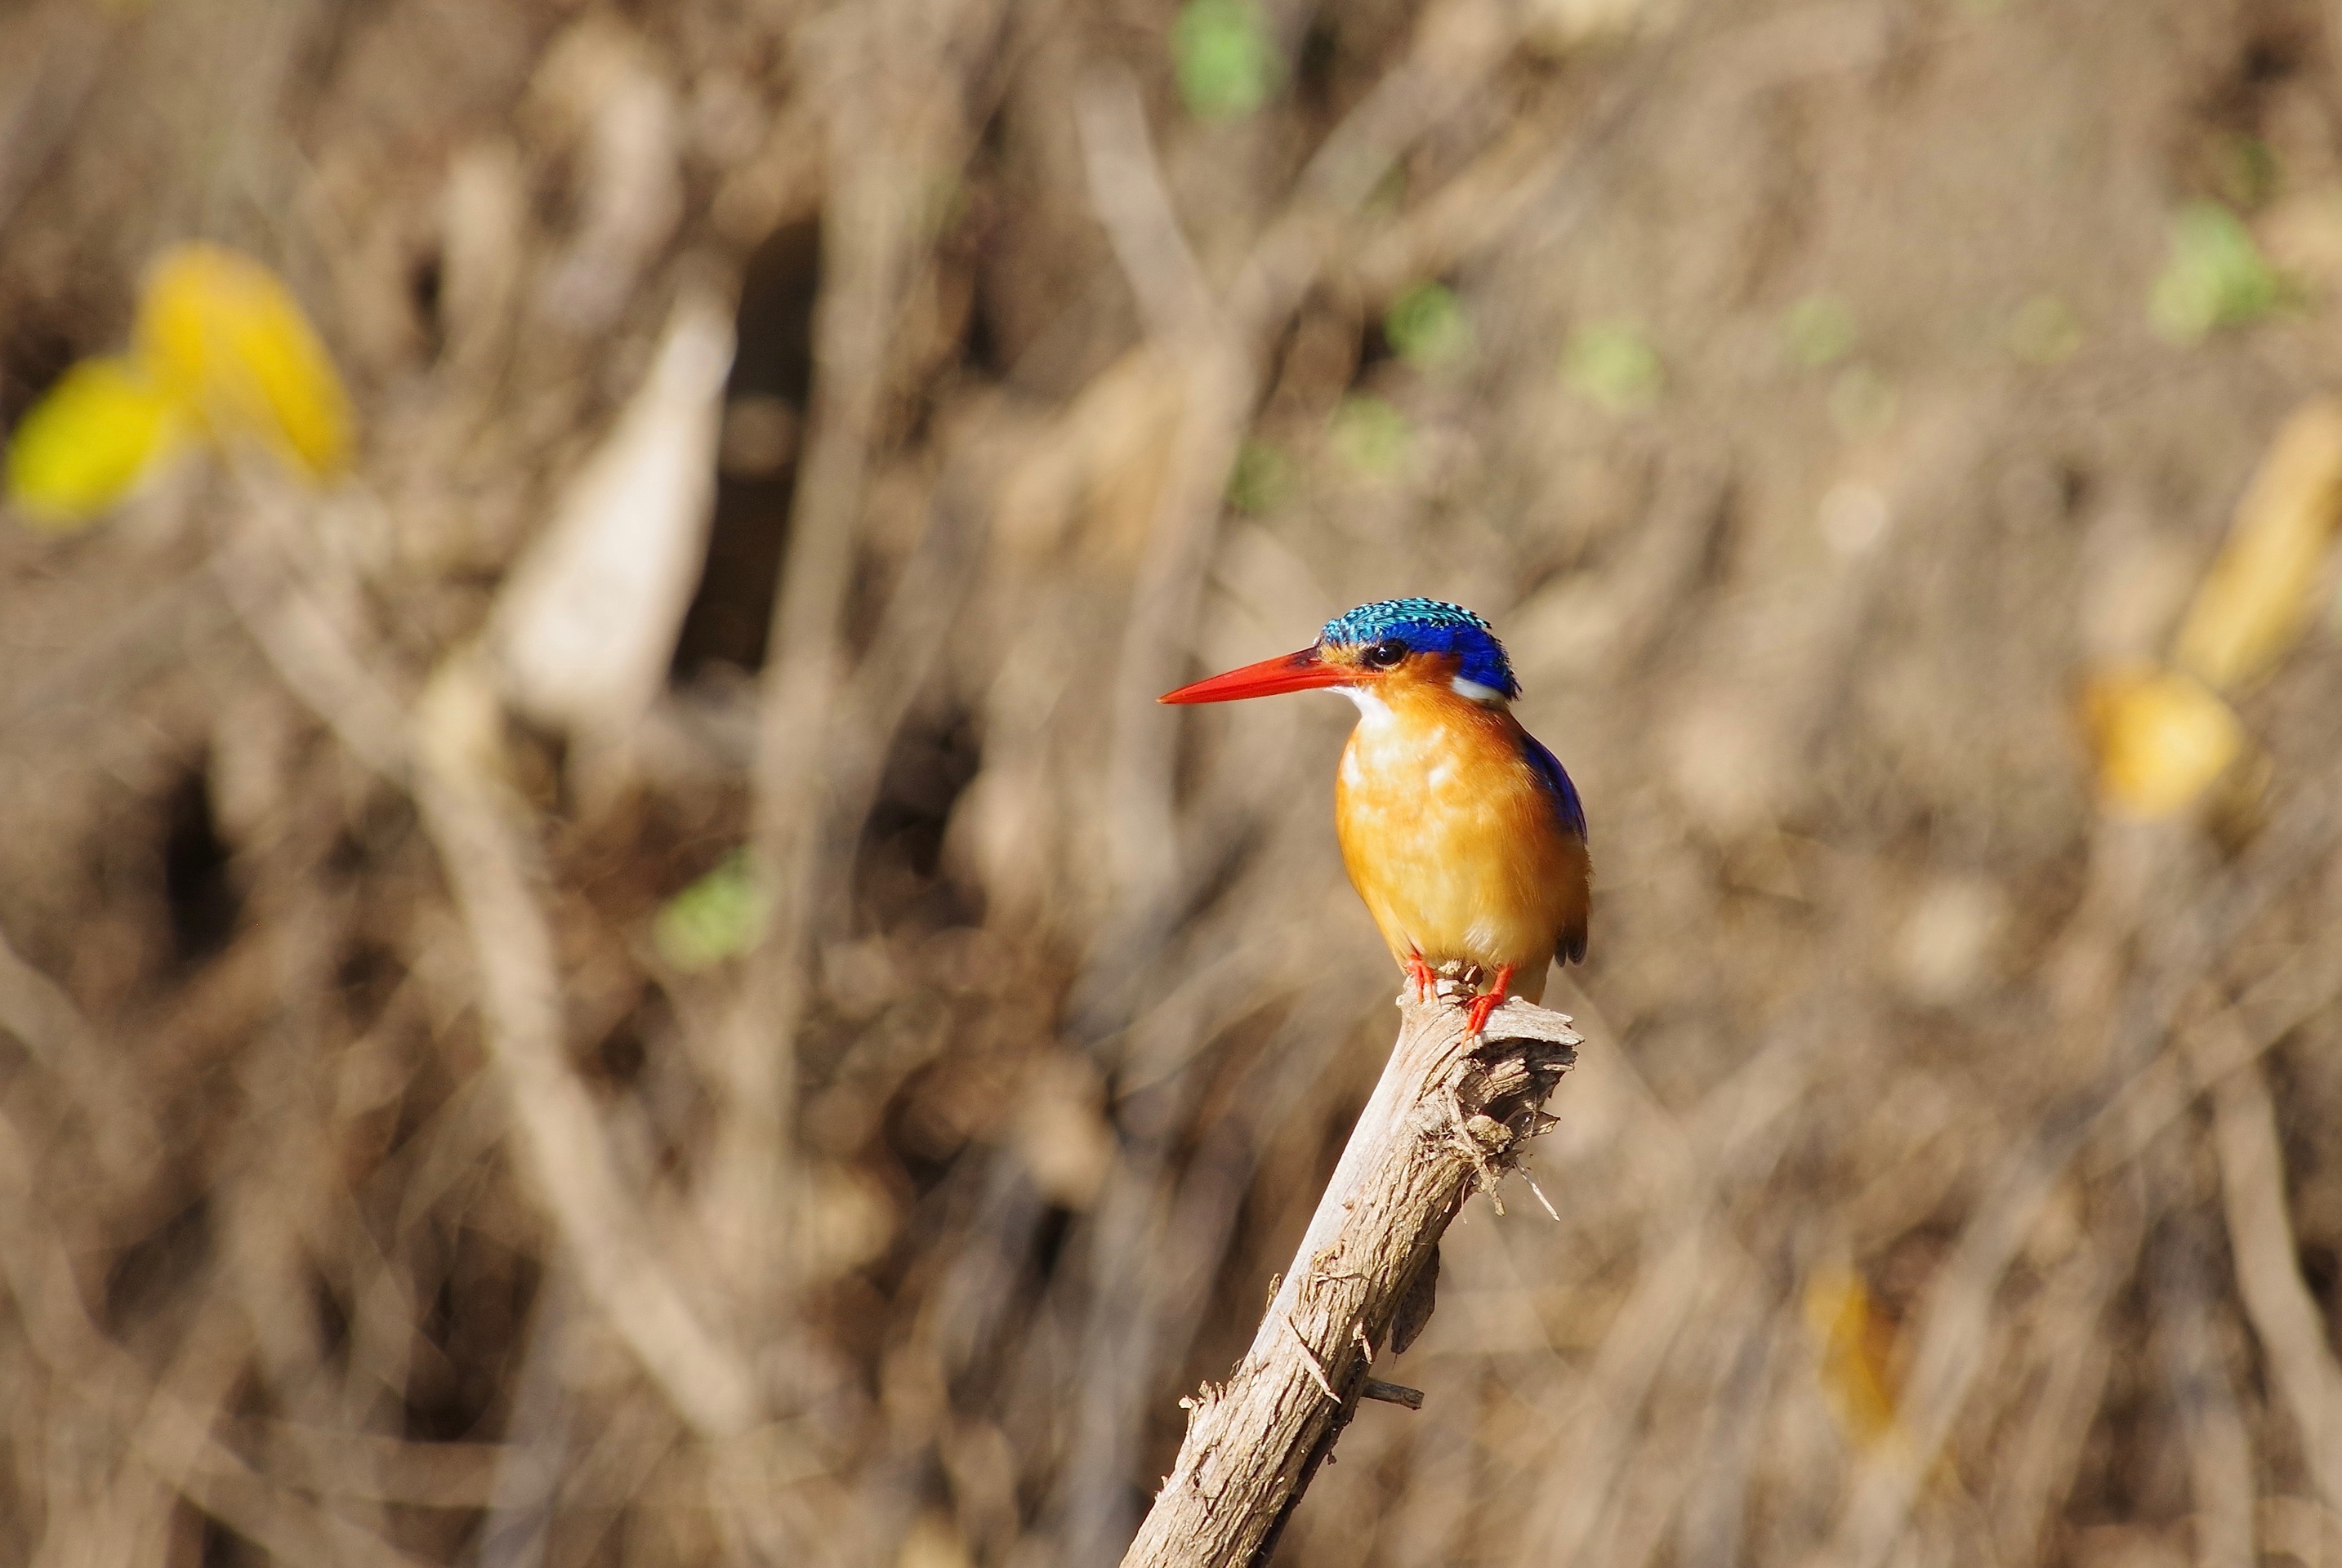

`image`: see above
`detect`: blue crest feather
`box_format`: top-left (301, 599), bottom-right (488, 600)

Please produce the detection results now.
top-left (1319, 597), bottom-right (1520, 700)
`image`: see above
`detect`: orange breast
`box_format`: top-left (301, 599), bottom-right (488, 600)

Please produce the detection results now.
top-left (1333, 686), bottom-right (1589, 1003)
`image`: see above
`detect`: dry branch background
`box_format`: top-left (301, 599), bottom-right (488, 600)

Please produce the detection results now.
top-left (5, 0), bottom-right (2342, 1566)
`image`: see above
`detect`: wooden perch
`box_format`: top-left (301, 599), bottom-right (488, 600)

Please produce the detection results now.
top-left (1119, 987), bottom-right (1581, 1568)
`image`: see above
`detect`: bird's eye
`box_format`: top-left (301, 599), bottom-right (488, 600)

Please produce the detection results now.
top-left (1363, 639), bottom-right (1407, 669)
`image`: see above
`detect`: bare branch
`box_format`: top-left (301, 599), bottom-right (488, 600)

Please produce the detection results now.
top-left (1073, 69), bottom-right (1220, 345)
top-left (413, 656), bottom-right (763, 1438)
top-left (713, 49), bottom-right (925, 1305)
top-left (1118, 992), bottom-right (1579, 1568)
top-left (2214, 1061), bottom-right (2342, 1513)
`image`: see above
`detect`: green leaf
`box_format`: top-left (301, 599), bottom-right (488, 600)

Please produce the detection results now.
top-left (2212, 134), bottom-right (2280, 212)
top-left (1330, 395), bottom-right (1409, 476)
top-left (654, 851), bottom-right (772, 973)
top-left (1560, 320), bottom-right (1662, 413)
top-left (1173, 0), bottom-right (1278, 120)
top-left (1385, 283), bottom-right (1473, 369)
top-left (1228, 439), bottom-right (1295, 514)
top-left (2150, 203), bottom-right (2285, 343)
top-left (5, 356), bottom-right (184, 529)
top-left (1784, 295), bottom-right (1858, 369)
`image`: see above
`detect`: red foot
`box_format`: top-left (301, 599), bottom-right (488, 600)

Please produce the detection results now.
top-left (1402, 952), bottom-right (1439, 1002)
top-left (1463, 964), bottom-right (1516, 1037)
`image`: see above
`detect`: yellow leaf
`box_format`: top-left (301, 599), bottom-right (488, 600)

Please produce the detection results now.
top-left (1804, 1267), bottom-right (1900, 1448)
top-left (2081, 664), bottom-right (2246, 817)
top-left (2173, 399), bottom-right (2342, 692)
top-left (135, 243), bottom-right (352, 478)
top-left (4, 356), bottom-right (184, 528)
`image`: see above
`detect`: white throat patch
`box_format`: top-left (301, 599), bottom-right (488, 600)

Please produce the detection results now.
top-left (1335, 686), bottom-right (1395, 727)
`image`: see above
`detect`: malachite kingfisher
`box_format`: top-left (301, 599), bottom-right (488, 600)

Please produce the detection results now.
top-left (1161, 598), bottom-right (1590, 1035)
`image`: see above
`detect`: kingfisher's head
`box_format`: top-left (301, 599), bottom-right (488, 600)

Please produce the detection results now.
top-left (1159, 597), bottom-right (1519, 709)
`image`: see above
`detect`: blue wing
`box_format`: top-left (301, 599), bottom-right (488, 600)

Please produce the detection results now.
top-left (1519, 730), bottom-right (1588, 842)
top-left (1519, 728), bottom-right (1590, 964)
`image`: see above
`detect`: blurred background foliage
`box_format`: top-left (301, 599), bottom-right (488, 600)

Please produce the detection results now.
top-left (6, 0), bottom-right (2342, 1566)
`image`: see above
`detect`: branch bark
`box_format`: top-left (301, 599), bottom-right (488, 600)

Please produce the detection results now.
top-left (1119, 988), bottom-right (1580, 1568)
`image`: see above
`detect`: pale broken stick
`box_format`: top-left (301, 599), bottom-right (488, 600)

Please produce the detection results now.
top-left (1119, 988), bottom-right (1580, 1568)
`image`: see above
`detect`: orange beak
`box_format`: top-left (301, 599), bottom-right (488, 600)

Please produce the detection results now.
top-left (1158, 645), bottom-right (1354, 704)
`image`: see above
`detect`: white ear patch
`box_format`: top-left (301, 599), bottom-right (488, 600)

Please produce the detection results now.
top-left (1450, 676), bottom-right (1506, 705)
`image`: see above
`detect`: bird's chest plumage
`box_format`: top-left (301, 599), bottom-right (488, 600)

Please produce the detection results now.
top-left (1332, 695), bottom-right (1582, 985)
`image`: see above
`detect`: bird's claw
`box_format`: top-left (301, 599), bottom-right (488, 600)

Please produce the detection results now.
top-left (1403, 953), bottom-right (1439, 1003)
top-left (1461, 964), bottom-right (1515, 1038)
top-left (1404, 959), bottom-right (1514, 1032)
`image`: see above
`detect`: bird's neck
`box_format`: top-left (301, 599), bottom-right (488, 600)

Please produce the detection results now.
top-left (1338, 678), bottom-right (1513, 762)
